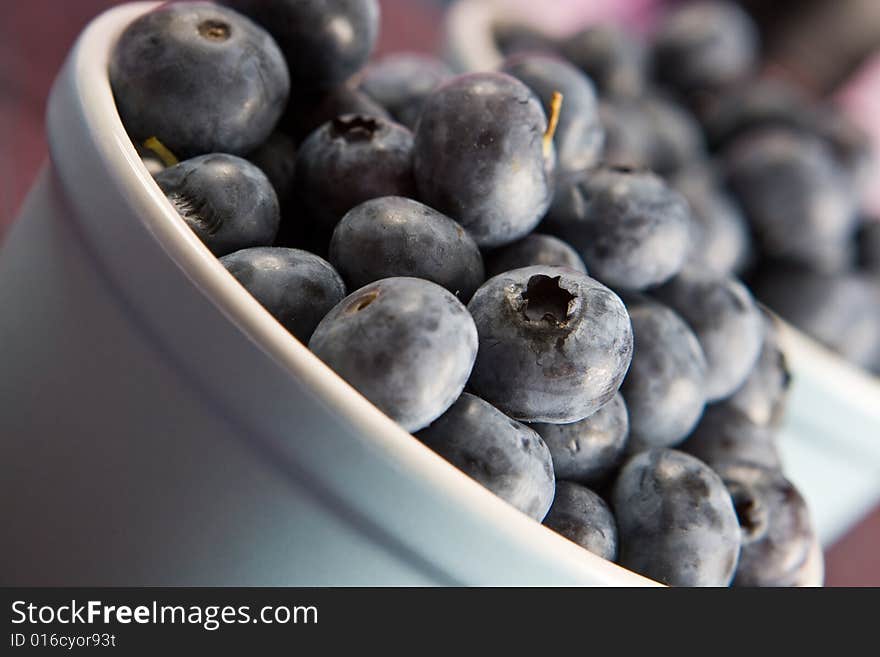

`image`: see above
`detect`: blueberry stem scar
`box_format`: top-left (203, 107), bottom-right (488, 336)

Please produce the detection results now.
top-left (142, 136), bottom-right (179, 167)
top-left (543, 91), bottom-right (563, 158)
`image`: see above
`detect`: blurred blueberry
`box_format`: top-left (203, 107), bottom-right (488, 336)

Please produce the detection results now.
top-left (561, 24), bottom-right (646, 98)
top-left (680, 404), bottom-right (781, 471)
top-left (501, 53), bottom-right (604, 175)
top-left (715, 461), bottom-right (818, 587)
top-left (651, 0), bottom-right (758, 95)
top-left (653, 269), bottom-right (764, 402)
top-left (283, 84), bottom-right (391, 144)
top-left (359, 54), bottom-right (454, 130)
top-left (544, 167), bottom-right (693, 291)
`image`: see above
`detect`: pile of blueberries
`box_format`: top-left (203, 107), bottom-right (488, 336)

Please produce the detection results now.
top-left (108, 0), bottom-right (845, 586)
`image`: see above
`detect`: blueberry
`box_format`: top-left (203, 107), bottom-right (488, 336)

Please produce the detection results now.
top-left (328, 196), bottom-right (485, 301)
top-left (531, 392), bottom-right (629, 488)
top-left (283, 85), bottom-right (391, 144)
top-left (543, 167), bottom-right (693, 291)
top-left (416, 393), bottom-right (555, 521)
top-left (597, 99), bottom-right (653, 170)
top-left (309, 277), bottom-right (477, 432)
top-left (752, 266), bottom-right (880, 373)
top-left (543, 481), bottom-right (618, 561)
top-left (484, 234), bottom-right (587, 279)
top-left (720, 307), bottom-right (791, 429)
top-left (220, 247), bottom-right (345, 342)
top-left (413, 72), bottom-right (555, 248)
top-left (359, 54), bottom-right (454, 130)
top-left (857, 220), bottom-right (880, 276)
top-left (222, 0), bottom-right (379, 91)
top-left (136, 144), bottom-right (166, 177)
top-left (611, 448), bottom-right (741, 587)
top-left (295, 115), bottom-right (416, 231)
top-left (653, 269), bottom-right (764, 402)
top-left (501, 53), bottom-right (604, 175)
top-left (620, 296), bottom-right (708, 448)
top-left (155, 153), bottom-right (280, 256)
top-left (715, 461), bottom-right (818, 587)
top-left (670, 166), bottom-right (752, 277)
top-left (680, 405), bottom-right (781, 471)
top-left (560, 25), bottom-right (646, 98)
top-left (110, 2), bottom-right (289, 158)
top-left (493, 22), bottom-right (559, 58)
top-left (640, 93), bottom-right (706, 176)
top-left (247, 131), bottom-right (297, 216)
top-left (724, 128), bottom-right (858, 270)
top-left (467, 266), bottom-right (633, 424)
top-left (651, 0), bottom-right (758, 95)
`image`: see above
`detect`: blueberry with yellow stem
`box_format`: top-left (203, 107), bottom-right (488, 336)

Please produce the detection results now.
top-left (413, 72), bottom-right (556, 249)
top-left (155, 153), bottom-right (280, 257)
top-left (502, 53), bottom-right (603, 175)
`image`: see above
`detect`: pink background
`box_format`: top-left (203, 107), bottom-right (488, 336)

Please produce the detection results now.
top-left (1, 0), bottom-right (878, 585)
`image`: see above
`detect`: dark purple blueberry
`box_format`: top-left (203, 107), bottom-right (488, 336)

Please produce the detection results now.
top-left (724, 128), bottom-right (859, 270)
top-left (543, 481), bottom-right (618, 561)
top-left (220, 247), bottom-right (345, 342)
top-left (295, 115), bottom-right (416, 231)
top-left (612, 448), bottom-right (741, 587)
top-left (493, 21), bottom-right (559, 58)
top-left (467, 266), bottom-right (633, 424)
top-left (282, 84), bottom-right (391, 144)
top-left (651, 0), bottom-right (758, 94)
top-left (544, 167), bottom-right (693, 291)
top-left (110, 2), bottom-right (289, 158)
top-left (309, 277), bottom-right (477, 432)
top-left (715, 461), bottom-right (818, 587)
top-left (752, 266), bottom-right (880, 372)
top-left (671, 166), bottom-right (752, 277)
top-left (857, 220), bottom-right (880, 276)
top-left (597, 98), bottom-right (653, 169)
top-left (416, 393), bottom-right (555, 521)
top-left (247, 131), bottom-right (297, 217)
top-left (328, 196), bottom-right (485, 301)
top-left (222, 0), bottom-right (379, 90)
top-left (484, 234), bottom-right (587, 279)
top-left (413, 72), bottom-right (555, 248)
top-left (621, 296), bottom-right (708, 449)
top-left (720, 307), bottom-right (791, 429)
top-left (560, 24), bottom-right (646, 98)
top-left (640, 93), bottom-right (706, 176)
top-left (653, 270), bottom-right (764, 402)
top-left (680, 404), bottom-right (781, 471)
top-left (501, 53), bottom-right (604, 175)
top-left (358, 53), bottom-right (454, 130)
top-left (531, 392), bottom-right (629, 487)
top-left (155, 153), bottom-right (280, 256)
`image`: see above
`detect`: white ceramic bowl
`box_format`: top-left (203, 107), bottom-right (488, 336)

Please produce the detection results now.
top-left (1, 1), bottom-right (877, 587)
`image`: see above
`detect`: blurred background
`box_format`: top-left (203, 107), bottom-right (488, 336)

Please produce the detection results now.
top-left (1, 0), bottom-right (879, 585)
